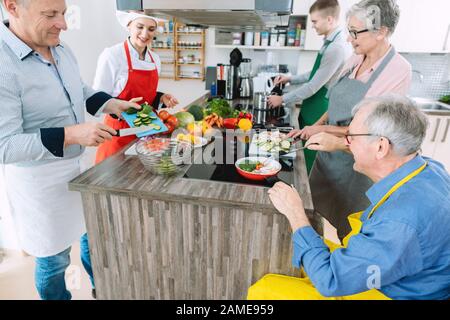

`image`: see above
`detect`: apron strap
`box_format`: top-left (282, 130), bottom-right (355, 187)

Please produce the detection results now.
top-left (343, 47), bottom-right (397, 84)
top-left (367, 161), bottom-right (427, 219)
top-left (147, 49), bottom-right (156, 63)
top-left (124, 40), bottom-right (133, 71)
top-left (332, 46), bottom-right (397, 96)
top-left (365, 46), bottom-right (397, 87)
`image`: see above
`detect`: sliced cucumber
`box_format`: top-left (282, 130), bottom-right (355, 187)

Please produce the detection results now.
top-left (281, 140), bottom-right (291, 150)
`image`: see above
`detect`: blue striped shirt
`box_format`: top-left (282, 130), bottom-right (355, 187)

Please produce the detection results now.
top-left (293, 156), bottom-right (450, 300)
top-left (0, 22), bottom-right (111, 167)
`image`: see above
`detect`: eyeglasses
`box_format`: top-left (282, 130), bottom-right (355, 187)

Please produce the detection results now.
top-left (348, 29), bottom-right (370, 39)
top-left (345, 133), bottom-right (391, 145)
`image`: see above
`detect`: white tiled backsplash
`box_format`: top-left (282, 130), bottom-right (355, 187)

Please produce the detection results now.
top-left (402, 53), bottom-right (450, 100)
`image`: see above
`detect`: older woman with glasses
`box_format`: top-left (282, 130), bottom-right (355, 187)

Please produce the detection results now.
top-left (287, 0), bottom-right (412, 240)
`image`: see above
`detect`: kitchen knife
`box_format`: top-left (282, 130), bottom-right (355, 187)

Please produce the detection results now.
top-left (114, 125), bottom-right (166, 137)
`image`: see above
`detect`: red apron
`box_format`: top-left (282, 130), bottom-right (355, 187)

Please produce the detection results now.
top-left (95, 41), bottom-right (159, 164)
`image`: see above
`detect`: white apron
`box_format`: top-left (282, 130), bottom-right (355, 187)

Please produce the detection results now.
top-left (4, 157), bottom-right (86, 258)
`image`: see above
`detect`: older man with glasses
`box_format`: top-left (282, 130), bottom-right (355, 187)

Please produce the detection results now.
top-left (248, 95), bottom-right (450, 300)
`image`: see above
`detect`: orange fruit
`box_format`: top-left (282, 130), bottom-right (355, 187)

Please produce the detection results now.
top-left (238, 119), bottom-right (252, 131)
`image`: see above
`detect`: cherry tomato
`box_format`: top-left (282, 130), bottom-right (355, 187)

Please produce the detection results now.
top-left (158, 110), bottom-right (170, 122)
top-left (165, 123), bottom-right (175, 134)
top-left (166, 115), bottom-right (179, 128)
top-left (245, 113), bottom-right (252, 120)
top-left (239, 112), bottom-right (244, 118)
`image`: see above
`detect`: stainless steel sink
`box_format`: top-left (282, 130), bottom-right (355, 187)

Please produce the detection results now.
top-left (411, 97), bottom-right (450, 113)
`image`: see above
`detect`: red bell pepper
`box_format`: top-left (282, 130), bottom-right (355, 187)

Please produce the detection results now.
top-left (223, 118), bottom-right (239, 129)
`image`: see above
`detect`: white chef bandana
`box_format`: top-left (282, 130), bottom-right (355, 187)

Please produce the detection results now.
top-left (116, 10), bottom-right (161, 29)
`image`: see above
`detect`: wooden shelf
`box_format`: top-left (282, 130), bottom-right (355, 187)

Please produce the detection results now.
top-left (178, 76), bottom-right (203, 80)
top-left (161, 61), bottom-right (175, 64)
top-left (152, 47), bottom-right (175, 50)
top-left (177, 47), bottom-right (203, 50)
top-left (177, 32), bottom-right (203, 35)
top-left (177, 63), bottom-right (202, 66)
top-left (212, 44), bottom-right (305, 51)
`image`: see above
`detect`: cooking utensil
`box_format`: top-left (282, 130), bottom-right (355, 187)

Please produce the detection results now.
top-left (279, 143), bottom-right (320, 157)
top-left (120, 110), bottom-right (168, 138)
top-left (235, 157), bottom-right (281, 181)
top-left (114, 124), bottom-right (167, 137)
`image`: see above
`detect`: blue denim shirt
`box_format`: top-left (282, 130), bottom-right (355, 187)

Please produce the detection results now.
top-left (293, 156), bottom-right (450, 300)
top-left (0, 22), bottom-right (111, 166)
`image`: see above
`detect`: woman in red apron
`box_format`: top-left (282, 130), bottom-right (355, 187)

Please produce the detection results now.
top-left (93, 11), bottom-right (178, 163)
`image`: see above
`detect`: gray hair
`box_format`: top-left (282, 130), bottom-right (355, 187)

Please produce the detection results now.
top-left (2, 0), bottom-right (31, 8)
top-left (352, 95), bottom-right (429, 157)
top-left (347, 0), bottom-right (400, 36)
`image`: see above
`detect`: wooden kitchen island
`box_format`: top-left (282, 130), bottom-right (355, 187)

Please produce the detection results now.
top-left (69, 108), bottom-right (320, 300)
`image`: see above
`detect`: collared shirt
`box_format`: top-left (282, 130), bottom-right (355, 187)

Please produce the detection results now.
top-left (93, 38), bottom-right (161, 97)
top-left (283, 28), bottom-right (353, 104)
top-left (340, 47), bottom-right (412, 97)
top-left (0, 22), bottom-right (111, 167)
top-left (293, 155), bottom-right (450, 300)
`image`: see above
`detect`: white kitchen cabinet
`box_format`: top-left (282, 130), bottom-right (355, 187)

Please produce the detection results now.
top-left (390, 0), bottom-right (450, 52)
top-left (298, 0), bottom-right (450, 53)
top-left (421, 115), bottom-right (442, 157)
top-left (302, 0), bottom-right (359, 51)
top-left (421, 114), bottom-right (450, 172)
top-left (432, 116), bottom-right (450, 172)
top-left (292, 0), bottom-right (313, 15)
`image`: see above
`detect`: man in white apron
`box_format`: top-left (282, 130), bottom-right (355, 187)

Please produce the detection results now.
top-left (0, 0), bottom-right (141, 300)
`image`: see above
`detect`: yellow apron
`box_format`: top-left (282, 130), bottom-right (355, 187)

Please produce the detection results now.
top-left (247, 163), bottom-right (427, 300)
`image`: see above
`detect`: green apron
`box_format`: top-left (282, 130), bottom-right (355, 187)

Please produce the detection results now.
top-left (298, 31), bottom-right (341, 174)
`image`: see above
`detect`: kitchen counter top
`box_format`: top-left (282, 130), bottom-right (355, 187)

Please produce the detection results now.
top-left (68, 93), bottom-right (318, 300)
top-left (70, 94), bottom-right (308, 212)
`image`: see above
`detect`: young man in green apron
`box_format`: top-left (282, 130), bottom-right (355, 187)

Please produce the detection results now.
top-left (268, 0), bottom-right (352, 173)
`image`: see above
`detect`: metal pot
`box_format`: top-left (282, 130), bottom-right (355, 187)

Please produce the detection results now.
top-left (253, 92), bottom-right (270, 110)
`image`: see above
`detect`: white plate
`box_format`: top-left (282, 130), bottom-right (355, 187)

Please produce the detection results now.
top-left (249, 132), bottom-right (296, 159)
top-left (175, 136), bottom-right (209, 149)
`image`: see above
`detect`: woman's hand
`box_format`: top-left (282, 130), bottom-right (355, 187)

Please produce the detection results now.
top-left (286, 126), bottom-right (328, 141)
top-left (161, 94), bottom-right (179, 108)
top-left (268, 182), bottom-right (310, 232)
top-left (299, 125), bottom-right (328, 141)
top-left (306, 132), bottom-right (348, 153)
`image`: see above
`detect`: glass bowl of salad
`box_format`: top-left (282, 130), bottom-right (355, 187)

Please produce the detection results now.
top-left (235, 157), bottom-right (282, 181)
top-left (136, 137), bottom-right (192, 176)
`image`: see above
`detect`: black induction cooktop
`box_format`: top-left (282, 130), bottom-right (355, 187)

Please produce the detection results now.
top-left (183, 161), bottom-right (294, 188)
top-left (183, 138), bottom-right (295, 189)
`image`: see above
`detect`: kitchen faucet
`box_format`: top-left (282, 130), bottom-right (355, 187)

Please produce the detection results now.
top-left (412, 70), bottom-right (424, 83)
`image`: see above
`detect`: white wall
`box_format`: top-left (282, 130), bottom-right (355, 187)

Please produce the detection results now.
top-left (61, 0), bottom-right (128, 86)
top-left (0, 3), bottom-right (6, 21)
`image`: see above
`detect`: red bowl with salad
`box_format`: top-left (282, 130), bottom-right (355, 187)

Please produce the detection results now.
top-left (235, 157), bottom-right (282, 181)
